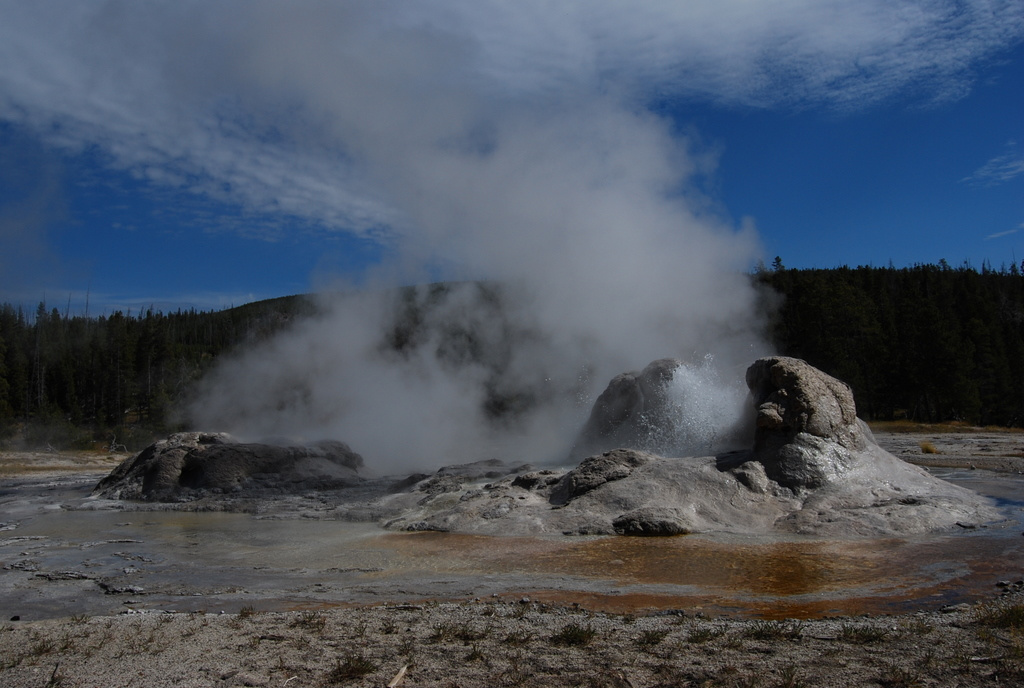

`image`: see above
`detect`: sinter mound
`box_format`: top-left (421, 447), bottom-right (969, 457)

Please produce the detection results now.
top-left (93, 432), bottom-right (364, 501)
top-left (94, 357), bottom-right (1002, 536)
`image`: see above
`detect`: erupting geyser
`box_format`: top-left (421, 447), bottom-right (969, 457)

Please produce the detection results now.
top-left (569, 355), bottom-right (751, 462)
top-left (95, 356), bottom-right (1002, 539)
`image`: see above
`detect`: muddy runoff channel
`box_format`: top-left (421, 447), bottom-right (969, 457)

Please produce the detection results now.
top-left (3, 436), bottom-right (1024, 622)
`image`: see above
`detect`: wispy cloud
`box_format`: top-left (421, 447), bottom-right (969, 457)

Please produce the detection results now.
top-left (962, 143), bottom-right (1024, 186)
top-left (1, 1), bottom-right (1021, 239)
top-left (985, 227), bottom-right (1021, 240)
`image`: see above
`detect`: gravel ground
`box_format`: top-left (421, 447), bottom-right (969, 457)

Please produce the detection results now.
top-left (3, 591), bottom-right (1024, 687)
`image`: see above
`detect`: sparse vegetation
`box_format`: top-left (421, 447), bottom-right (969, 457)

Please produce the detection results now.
top-left (742, 619), bottom-right (803, 641)
top-left (430, 621), bottom-right (489, 643)
top-left (503, 630), bottom-right (532, 646)
top-left (838, 623), bottom-right (891, 644)
top-left (325, 653), bottom-right (377, 683)
top-left (687, 623), bottom-right (727, 643)
top-left (289, 610), bottom-right (327, 634)
top-left (635, 628), bottom-right (670, 648)
top-left (918, 440), bottom-right (939, 454)
top-left (550, 623), bottom-right (597, 647)
top-left (3, 600), bottom-right (1024, 686)
top-left (975, 601), bottom-right (1024, 629)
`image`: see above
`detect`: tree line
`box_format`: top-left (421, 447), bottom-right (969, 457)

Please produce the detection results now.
top-left (0, 296), bottom-right (314, 450)
top-left (2, 262), bottom-right (1023, 450)
top-left (756, 261), bottom-right (1024, 427)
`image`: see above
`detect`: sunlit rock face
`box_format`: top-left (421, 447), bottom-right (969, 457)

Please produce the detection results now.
top-left (746, 356), bottom-right (864, 490)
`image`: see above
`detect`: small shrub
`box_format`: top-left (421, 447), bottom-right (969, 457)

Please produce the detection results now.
top-left (919, 441), bottom-right (939, 454)
top-left (237, 605), bottom-right (256, 619)
top-left (326, 653), bottom-right (377, 683)
top-left (901, 618), bottom-right (933, 635)
top-left (464, 644), bottom-right (487, 662)
top-left (551, 623), bottom-right (597, 647)
top-left (838, 623), bottom-right (891, 644)
top-left (504, 630), bottom-right (533, 646)
top-left (290, 610), bottom-right (327, 634)
top-left (687, 624), bottom-right (727, 643)
top-left (29, 637), bottom-right (56, 657)
top-left (976, 602), bottom-right (1024, 630)
top-left (636, 628), bottom-right (670, 648)
top-left (743, 619), bottom-right (803, 641)
top-left (430, 621), bottom-right (489, 643)
top-left (777, 665), bottom-right (806, 688)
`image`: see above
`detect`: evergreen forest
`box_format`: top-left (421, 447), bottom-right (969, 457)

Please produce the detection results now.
top-left (2, 262), bottom-right (1023, 451)
top-left (0, 295), bottom-right (315, 450)
top-left (757, 261), bottom-right (1024, 427)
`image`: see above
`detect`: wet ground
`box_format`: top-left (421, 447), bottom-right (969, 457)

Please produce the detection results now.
top-left (2, 434), bottom-right (1024, 621)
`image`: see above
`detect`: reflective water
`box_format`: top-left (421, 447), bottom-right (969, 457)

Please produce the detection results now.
top-left (1, 468), bottom-right (1022, 620)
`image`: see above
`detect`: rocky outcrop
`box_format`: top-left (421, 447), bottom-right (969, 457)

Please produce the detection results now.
top-left (746, 356), bottom-right (864, 490)
top-left (363, 357), bottom-right (1002, 537)
top-left (569, 357), bottom-right (751, 462)
top-left (93, 432), bottom-right (364, 501)
top-left (550, 449), bottom-right (650, 505)
top-left (94, 357), bottom-right (1004, 539)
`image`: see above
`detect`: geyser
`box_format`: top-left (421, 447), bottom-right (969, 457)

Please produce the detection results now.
top-left (105, 357), bottom-right (1002, 539)
top-left (186, 280), bottom-right (768, 474)
top-left (570, 355), bottom-right (751, 462)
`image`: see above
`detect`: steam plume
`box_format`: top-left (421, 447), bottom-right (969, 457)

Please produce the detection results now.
top-left (4, 1), bottom-right (1019, 470)
top-left (187, 92), bottom-right (768, 471)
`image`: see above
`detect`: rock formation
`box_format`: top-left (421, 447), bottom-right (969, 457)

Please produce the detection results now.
top-left (93, 432), bottom-right (365, 501)
top-left (369, 357), bottom-right (1002, 537)
top-left (569, 359), bottom-right (679, 461)
top-left (746, 356), bottom-right (864, 489)
top-left (95, 357), bottom-right (1004, 538)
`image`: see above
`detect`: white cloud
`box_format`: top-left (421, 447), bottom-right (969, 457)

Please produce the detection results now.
top-left (963, 145), bottom-right (1024, 186)
top-left (1, 1), bottom-right (1021, 238)
top-left (985, 228), bottom-right (1020, 240)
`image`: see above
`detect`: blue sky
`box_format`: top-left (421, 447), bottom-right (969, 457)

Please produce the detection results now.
top-left (1, 1), bottom-right (1023, 315)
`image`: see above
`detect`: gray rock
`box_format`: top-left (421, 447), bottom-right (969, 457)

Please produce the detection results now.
top-left (569, 357), bottom-right (749, 462)
top-left (93, 432), bottom-right (364, 501)
top-left (569, 359), bottom-right (683, 461)
top-left (363, 357), bottom-right (1002, 537)
top-left (550, 449), bottom-right (651, 505)
top-left (746, 356), bottom-right (863, 490)
top-left (612, 507), bottom-right (691, 536)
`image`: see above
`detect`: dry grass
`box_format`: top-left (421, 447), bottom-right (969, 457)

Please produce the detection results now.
top-left (3, 599), bottom-right (1024, 688)
top-left (918, 441), bottom-right (940, 454)
top-left (869, 420), bottom-right (1022, 434)
top-left (0, 452), bottom-right (122, 476)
